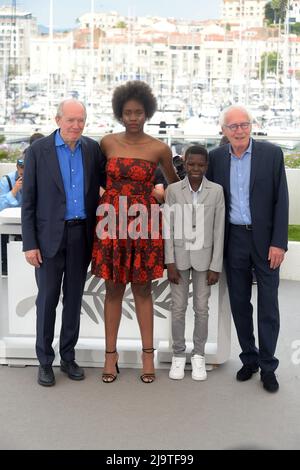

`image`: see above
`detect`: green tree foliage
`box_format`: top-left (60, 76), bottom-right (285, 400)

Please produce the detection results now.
top-left (265, 0), bottom-right (288, 24)
top-left (0, 136), bottom-right (22, 162)
top-left (285, 155), bottom-right (300, 168)
top-left (290, 22), bottom-right (300, 35)
top-left (115, 21), bottom-right (127, 29)
top-left (288, 225), bottom-right (300, 241)
top-left (260, 51), bottom-right (280, 77)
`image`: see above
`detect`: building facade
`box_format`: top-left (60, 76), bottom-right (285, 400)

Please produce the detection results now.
top-left (221, 0), bottom-right (269, 28)
top-left (0, 5), bottom-right (37, 79)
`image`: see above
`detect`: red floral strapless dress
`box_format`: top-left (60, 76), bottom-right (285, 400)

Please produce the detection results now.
top-left (91, 157), bottom-right (164, 284)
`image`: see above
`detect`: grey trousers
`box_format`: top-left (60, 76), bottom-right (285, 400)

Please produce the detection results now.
top-left (170, 268), bottom-right (211, 357)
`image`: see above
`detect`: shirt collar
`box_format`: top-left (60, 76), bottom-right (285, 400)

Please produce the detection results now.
top-left (229, 138), bottom-right (252, 159)
top-left (55, 129), bottom-right (81, 149)
top-left (188, 178), bottom-right (203, 194)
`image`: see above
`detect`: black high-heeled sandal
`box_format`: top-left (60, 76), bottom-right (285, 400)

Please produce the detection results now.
top-left (102, 350), bottom-right (120, 383)
top-left (140, 348), bottom-right (156, 383)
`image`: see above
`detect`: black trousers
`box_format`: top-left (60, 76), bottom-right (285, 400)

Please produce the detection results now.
top-left (1, 234), bottom-right (8, 275)
top-left (225, 225), bottom-right (280, 373)
top-left (35, 223), bottom-right (90, 365)
top-left (1, 234), bottom-right (22, 275)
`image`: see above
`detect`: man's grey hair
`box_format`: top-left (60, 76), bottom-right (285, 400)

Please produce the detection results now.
top-left (56, 99), bottom-right (87, 120)
top-left (219, 105), bottom-right (253, 127)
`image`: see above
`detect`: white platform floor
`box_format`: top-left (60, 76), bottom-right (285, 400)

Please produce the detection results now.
top-left (0, 278), bottom-right (299, 450)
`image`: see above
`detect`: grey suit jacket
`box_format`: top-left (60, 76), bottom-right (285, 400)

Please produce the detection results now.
top-left (163, 176), bottom-right (225, 272)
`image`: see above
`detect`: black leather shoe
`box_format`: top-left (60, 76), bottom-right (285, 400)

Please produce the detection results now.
top-left (38, 365), bottom-right (55, 386)
top-left (60, 360), bottom-right (85, 380)
top-left (236, 364), bottom-right (259, 382)
top-left (261, 371), bottom-right (279, 393)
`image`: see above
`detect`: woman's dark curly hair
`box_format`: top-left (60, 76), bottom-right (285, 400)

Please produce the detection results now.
top-left (112, 80), bottom-right (157, 122)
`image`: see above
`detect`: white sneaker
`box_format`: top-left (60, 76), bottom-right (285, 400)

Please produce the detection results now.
top-left (169, 356), bottom-right (186, 380)
top-left (191, 354), bottom-right (207, 381)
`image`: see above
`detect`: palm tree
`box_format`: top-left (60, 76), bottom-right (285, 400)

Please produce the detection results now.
top-left (265, 0), bottom-right (288, 24)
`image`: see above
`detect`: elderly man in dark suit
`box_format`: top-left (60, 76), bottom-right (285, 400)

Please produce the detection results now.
top-left (206, 105), bottom-right (289, 393)
top-left (22, 99), bottom-right (106, 386)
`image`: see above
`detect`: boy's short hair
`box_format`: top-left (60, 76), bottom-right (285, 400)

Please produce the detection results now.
top-left (185, 145), bottom-right (208, 162)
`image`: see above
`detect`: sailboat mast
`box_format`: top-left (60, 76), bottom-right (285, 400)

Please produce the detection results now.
top-left (88, 0), bottom-right (95, 126)
top-left (46, 0), bottom-right (54, 124)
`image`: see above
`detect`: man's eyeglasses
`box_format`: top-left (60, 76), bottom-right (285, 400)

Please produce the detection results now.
top-left (17, 159), bottom-right (24, 168)
top-left (223, 122), bottom-right (251, 131)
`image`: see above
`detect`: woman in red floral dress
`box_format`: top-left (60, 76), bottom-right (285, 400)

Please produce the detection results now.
top-left (91, 81), bottom-right (178, 383)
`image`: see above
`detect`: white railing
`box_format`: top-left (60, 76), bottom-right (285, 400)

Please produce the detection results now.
top-left (2, 130), bottom-right (300, 147)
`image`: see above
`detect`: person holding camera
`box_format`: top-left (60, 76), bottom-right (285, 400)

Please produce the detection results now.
top-left (0, 134), bottom-right (44, 275)
top-left (0, 158), bottom-right (24, 275)
top-left (0, 157), bottom-right (24, 212)
top-left (0, 133), bottom-right (45, 213)
top-left (172, 154), bottom-right (186, 180)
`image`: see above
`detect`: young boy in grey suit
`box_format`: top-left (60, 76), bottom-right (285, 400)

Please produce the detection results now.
top-left (164, 145), bottom-right (225, 380)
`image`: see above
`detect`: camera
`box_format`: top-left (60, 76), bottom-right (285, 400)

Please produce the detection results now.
top-left (173, 155), bottom-right (186, 180)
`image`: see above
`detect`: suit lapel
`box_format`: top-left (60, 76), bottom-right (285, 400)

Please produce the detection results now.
top-left (224, 146), bottom-right (231, 194)
top-left (81, 137), bottom-right (91, 196)
top-left (198, 176), bottom-right (211, 204)
top-left (250, 139), bottom-right (259, 193)
top-left (181, 177), bottom-right (193, 204)
top-left (44, 132), bottom-right (65, 195)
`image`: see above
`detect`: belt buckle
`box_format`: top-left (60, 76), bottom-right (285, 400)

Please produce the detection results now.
top-left (245, 224), bottom-right (252, 230)
top-left (67, 219), bottom-right (81, 226)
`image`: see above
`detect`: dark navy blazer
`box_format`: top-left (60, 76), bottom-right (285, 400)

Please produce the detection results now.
top-left (21, 131), bottom-right (106, 258)
top-left (206, 139), bottom-right (289, 260)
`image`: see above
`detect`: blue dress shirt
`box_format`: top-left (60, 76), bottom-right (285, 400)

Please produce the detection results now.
top-left (229, 139), bottom-right (252, 225)
top-left (55, 130), bottom-right (86, 220)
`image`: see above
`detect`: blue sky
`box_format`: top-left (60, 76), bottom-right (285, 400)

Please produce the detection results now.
top-left (1, 0), bottom-right (221, 28)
